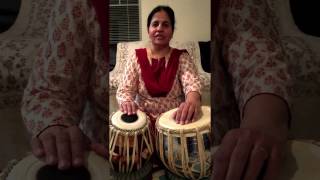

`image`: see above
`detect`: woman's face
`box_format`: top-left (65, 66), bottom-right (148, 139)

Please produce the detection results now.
top-left (148, 10), bottom-right (173, 47)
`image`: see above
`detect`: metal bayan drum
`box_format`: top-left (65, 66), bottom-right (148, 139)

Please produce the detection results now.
top-left (109, 110), bottom-right (154, 173)
top-left (156, 106), bottom-right (212, 179)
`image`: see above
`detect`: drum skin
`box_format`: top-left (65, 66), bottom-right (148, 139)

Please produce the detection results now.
top-left (156, 106), bottom-right (212, 180)
top-left (3, 152), bottom-right (109, 180)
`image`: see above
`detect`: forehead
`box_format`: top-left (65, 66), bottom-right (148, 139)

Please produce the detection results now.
top-left (151, 10), bottom-right (171, 22)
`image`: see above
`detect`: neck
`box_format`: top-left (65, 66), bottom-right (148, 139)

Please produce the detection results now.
top-left (150, 44), bottom-right (171, 57)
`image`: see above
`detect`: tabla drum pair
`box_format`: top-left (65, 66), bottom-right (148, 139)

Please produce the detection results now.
top-left (109, 110), bottom-right (154, 173)
top-left (109, 106), bottom-right (212, 179)
top-left (156, 106), bottom-right (212, 180)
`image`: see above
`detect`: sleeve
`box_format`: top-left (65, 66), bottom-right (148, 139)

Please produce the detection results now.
top-left (216, 0), bottom-right (291, 117)
top-left (116, 53), bottom-right (139, 106)
top-left (178, 52), bottom-right (202, 97)
top-left (21, 0), bottom-right (98, 137)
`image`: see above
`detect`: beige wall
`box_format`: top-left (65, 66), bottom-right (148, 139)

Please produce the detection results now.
top-left (140, 0), bottom-right (211, 42)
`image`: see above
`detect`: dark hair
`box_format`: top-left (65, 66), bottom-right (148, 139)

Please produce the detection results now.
top-left (147, 6), bottom-right (175, 31)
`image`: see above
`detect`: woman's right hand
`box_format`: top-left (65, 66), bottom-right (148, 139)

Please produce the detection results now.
top-left (120, 101), bottom-right (137, 115)
top-left (31, 125), bottom-right (90, 170)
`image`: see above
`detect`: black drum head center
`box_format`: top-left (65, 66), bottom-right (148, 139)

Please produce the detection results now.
top-left (121, 114), bottom-right (138, 123)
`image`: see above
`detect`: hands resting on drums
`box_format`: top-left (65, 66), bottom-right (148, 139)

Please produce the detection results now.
top-left (120, 91), bottom-right (201, 125)
top-left (31, 125), bottom-right (109, 170)
top-left (173, 91), bottom-right (201, 124)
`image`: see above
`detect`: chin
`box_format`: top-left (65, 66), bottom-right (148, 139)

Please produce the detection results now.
top-left (152, 41), bottom-right (170, 46)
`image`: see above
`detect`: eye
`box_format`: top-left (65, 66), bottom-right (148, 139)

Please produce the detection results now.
top-left (162, 22), bottom-right (170, 28)
top-left (151, 21), bottom-right (159, 27)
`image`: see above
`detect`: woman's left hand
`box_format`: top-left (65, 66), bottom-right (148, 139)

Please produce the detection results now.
top-left (173, 91), bottom-right (201, 124)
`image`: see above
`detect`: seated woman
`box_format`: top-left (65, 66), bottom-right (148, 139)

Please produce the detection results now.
top-left (116, 6), bottom-right (202, 133)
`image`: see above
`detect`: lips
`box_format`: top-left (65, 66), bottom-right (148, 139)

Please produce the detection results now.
top-left (155, 35), bottom-right (165, 40)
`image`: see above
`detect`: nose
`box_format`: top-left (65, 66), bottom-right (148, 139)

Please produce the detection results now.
top-left (156, 24), bottom-right (164, 31)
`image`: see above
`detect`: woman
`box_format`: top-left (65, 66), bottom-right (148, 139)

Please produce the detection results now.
top-left (116, 6), bottom-right (202, 129)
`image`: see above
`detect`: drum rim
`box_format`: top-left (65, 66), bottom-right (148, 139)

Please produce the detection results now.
top-left (155, 121), bottom-right (211, 134)
top-left (109, 110), bottom-right (149, 134)
top-left (109, 119), bottom-right (150, 136)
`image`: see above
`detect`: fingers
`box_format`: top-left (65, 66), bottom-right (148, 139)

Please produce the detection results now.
top-left (243, 145), bottom-right (269, 180)
top-left (263, 145), bottom-right (283, 180)
top-left (119, 103), bottom-right (124, 112)
top-left (120, 102), bottom-right (137, 115)
top-left (40, 133), bottom-right (58, 165)
top-left (172, 110), bottom-right (177, 120)
top-left (192, 106), bottom-right (199, 122)
top-left (180, 103), bottom-right (190, 124)
top-left (69, 126), bottom-right (85, 167)
top-left (213, 131), bottom-right (238, 180)
top-left (120, 103), bottom-right (127, 113)
top-left (34, 126), bottom-right (88, 170)
top-left (226, 133), bottom-right (253, 180)
top-left (185, 104), bottom-right (195, 124)
top-left (31, 137), bottom-right (44, 158)
top-left (131, 102), bottom-right (137, 113)
top-left (174, 103), bottom-right (196, 124)
top-left (174, 103), bottom-right (183, 124)
top-left (126, 103), bottom-right (133, 114)
top-left (56, 130), bottom-right (71, 169)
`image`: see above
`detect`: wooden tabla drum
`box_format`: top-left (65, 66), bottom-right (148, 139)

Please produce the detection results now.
top-left (109, 110), bottom-right (154, 173)
top-left (156, 106), bottom-right (212, 179)
top-left (0, 152), bottom-right (109, 180)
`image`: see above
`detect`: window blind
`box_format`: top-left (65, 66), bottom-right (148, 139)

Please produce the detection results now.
top-left (109, 0), bottom-right (140, 44)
